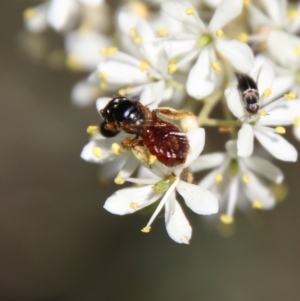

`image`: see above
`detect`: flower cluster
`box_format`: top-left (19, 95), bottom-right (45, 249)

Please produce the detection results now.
top-left (22, 0), bottom-right (300, 243)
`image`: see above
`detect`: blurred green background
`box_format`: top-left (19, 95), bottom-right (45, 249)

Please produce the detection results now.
top-left (1, 1), bottom-right (300, 300)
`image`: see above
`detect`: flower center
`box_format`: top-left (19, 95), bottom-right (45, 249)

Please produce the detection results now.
top-left (196, 33), bottom-right (213, 47)
top-left (229, 159), bottom-right (239, 176)
top-left (152, 175), bottom-right (176, 193)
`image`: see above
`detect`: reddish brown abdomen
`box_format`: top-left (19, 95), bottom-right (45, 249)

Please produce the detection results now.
top-left (142, 122), bottom-right (189, 167)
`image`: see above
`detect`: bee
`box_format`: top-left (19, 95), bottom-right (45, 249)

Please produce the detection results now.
top-left (99, 96), bottom-right (190, 167)
top-left (235, 72), bottom-right (260, 115)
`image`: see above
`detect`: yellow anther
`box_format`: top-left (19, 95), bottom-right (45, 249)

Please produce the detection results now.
top-left (100, 47), bottom-right (108, 56)
top-left (141, 226), bottom-right (151, 233)
top-left (288, 9), bottom-right (299, 20)
top-left (65, 54), bottom-right (81, 71)
top-left (242, 174), bottom-right (250, 184)
top-left (100, 81), bottom-right (107, 90)
top-left (220, 214), bottom-right (234, 224)
top-left (185, 7), bottom-right (195, 15)
top-left (78, 23), bottom-right (90, 33)
top-left (239, 32), bottom-right (248, 43)
top-left (215, 174), bottom-right (223, 183)
top-left (275, 126), bottom-right (286, 134)
top-left (149, 155), bottom-right (157, 165)
top-left (293, 45), bottom-right (300, 56)
top-left (134, 36), bottom-right (143, 44)
top-left (157, 28), bottom-right (167, 37)
top-left (118, 88), bottom-right (126, 96)
top-left (86, 125), bottom-right (99, 135)
top-left (129, 27), bottom-right (137, 37)
top-left (216, 29), bottom-right (224, 37)
top-left (23, 7), bottom-right (37, 20)
top-left (130, 2), bottom-right (149, 18)
top-left (259, 110), bottom-right (267, 117)
top-left (168, 63), bottom-right (177, 74)
top-left (252, 200), bottom-right (263, 209)
top-left (111, 143), bottom-right (122, 155)
top-left (211, 61), bottom-right (221, 71)
top-left (263, 88), bottom-right (272, 97)
top-left (129, 202), bottom-right (138, 210)
top-left (293, 116), bottom-right (300, 127)
top-left (92, 147), bottom-right (102, 158)
top-left (284, 92), bottom-right (296, 99)
top-left (98, 72), bottom-right (108, 79)
top-left (114, 175), bottom-right (124, 185)
top-left (140, 60), bottom-right (150, 71)
top-left (108, 46), bottom-right (118, 55)
top-left (243, 0), bottom-right (251, 6)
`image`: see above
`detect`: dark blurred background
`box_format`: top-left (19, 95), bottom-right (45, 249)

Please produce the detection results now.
top-left (1, 1), bottom-right (300, 301)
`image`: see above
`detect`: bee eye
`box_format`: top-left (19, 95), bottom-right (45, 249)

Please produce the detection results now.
top-left (100, 122), bottom-right (119, 137)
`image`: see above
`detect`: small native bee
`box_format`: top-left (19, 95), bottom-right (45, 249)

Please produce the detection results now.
top-left (100, 96), bottom-right (190, 167)
top-left (235, 72), bottom-right (260, 115)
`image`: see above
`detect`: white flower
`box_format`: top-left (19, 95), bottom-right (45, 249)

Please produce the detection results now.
top-left (92, 31), bottom-right (186, 107)
top-left (225, 62), bottom-right (298, 161)
top-left (23, 0), bottom-right (105, 33)
top-left (103, 127), bottom-right (219, 244)
top-left (161, 0), bottom-right (254, 99)
top-left (245, 1), bottom-right (300, 70)
top-left (65, 29), bottom-right (112, 72)
top-left (192, 140), bottom-right (284, 222)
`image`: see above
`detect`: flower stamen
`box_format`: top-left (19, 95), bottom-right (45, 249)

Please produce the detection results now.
top-left (252, 200), bottom-right (263, 209)
top-left (220, 214), bottom-right (234, 224)
top-left (86, 125), bottom-right (99, 135)
top-left (284, 92), bottom-right (296, 100)
top-left (92, 147), bottom-right (102, 158)
top-left (111, 143), bottom-right (122, 155)
top-left (185, 7), bottom-right (195, 15)
top-left (275, 126), bottom-right (286, 134)
top-left (263, 88), bottom-right (272, 97)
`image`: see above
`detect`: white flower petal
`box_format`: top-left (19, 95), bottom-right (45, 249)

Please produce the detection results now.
top-left (293, 125), bottom-right (300, 141)
top-left (176, 181), bottom-right (219, 215)
top-left (243, 171), bottom-right (276, 210)
top-left (267, 31), bottom-right (300, 69)
top-left (187, 46), bottom-right (218, 99)
top-left (116, 155), bottom-right (139, 179)
top-left (237, 124), bottom-right (254, 157)
top-left (71, 80), bottom-right (99, 107)
top-left (225, 86), bottom-right (244, 119)
top-left (191, 153), bottom-right (225, 172)
top-left (96, 97), bottom-right (112, 112)
top-left (65, 30), bottom-right (110, 71)
top-left (161, 0), bottom-right (206, 34)
top-left (165, 195), bottom-right (192, 244)
top-left (243, 156), bottom-right (284, 184)
top-left (247, 4), bottom-right (273, 30)
top-left (46, 0), bottom-right (80, 31)
top-left (23, 3), bottom-right (48, 33)
top-left (254, 129), bottom-right (298, 162)
top-left (208, 0), bottom-right (243, 32)
top-left (215, 39), bottom-right (254, 73)
top-left (184, 128), bottom-right (205, 165)
top-left (80, 140), bottom-right (111, 163)
top-left (260, 0), bottom-right (285, 25)
top-left (104, 185), bottom-right (161, 215)
top-left (97, 59), bottom-right (149, 86)
top-left (251, 62), bottom-right (274, 98)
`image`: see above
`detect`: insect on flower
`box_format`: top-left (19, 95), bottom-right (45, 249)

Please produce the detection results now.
top-left (235, 72), bottom-right (260, 115)
top-left (99, 96), bottom-right (190, 167)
